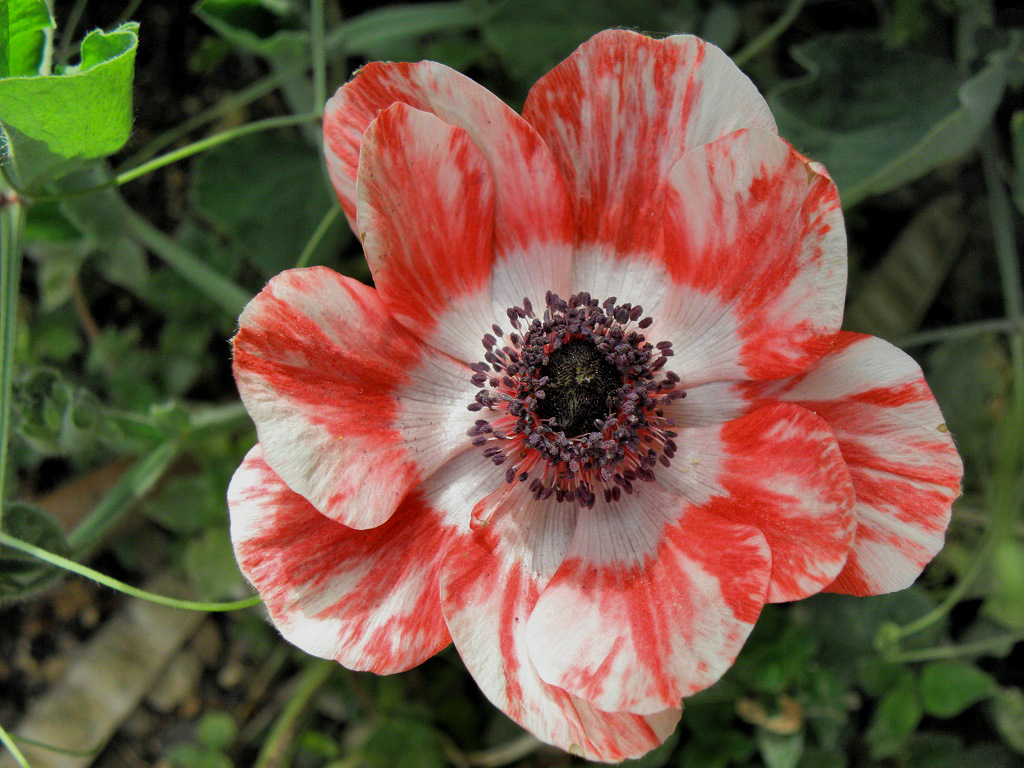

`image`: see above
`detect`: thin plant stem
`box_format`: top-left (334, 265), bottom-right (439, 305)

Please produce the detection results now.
top-left (28, 113), bottom-right (319, 205)
top-left (981, 132), bottom-right (1024, 411)
top-left (115, 0), bottom-right (144, 25)
top-left (891, 632), bottom-right (1024, 663)
top-left (311, 0), bottom-right (327, 114)
top-left (0, 532), bottom-right (262, 612)
top-left (12, 734), bottom-right (101, 758)
top-left (465, 734), bottom-right (543, 768)
top-left (54, 0), bottom-right (90, 66)
top-left (67, 440), bottom-right (181, 558)
top-left (295, 206), bottom-right (341, 268)
top-left (896, 480), bottom-right (1024, 640)
top-left (252, 660), bottom-right (336, 768)
top-left (0, 721), bottom-right (32, 768)
top-left (0, 192), bottom-right (25, 530)
top-left (897, 317), bottom-right (1024, 348)
top-left (121, 73), bottom-right (289, 168)
top-left (124, 208), bottom-right (252, 317)
top-left (733, 0), bottom-right (807, 66)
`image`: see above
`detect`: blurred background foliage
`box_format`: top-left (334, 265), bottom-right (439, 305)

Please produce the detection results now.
top-left (1, 0), bottom-right (1023, 767)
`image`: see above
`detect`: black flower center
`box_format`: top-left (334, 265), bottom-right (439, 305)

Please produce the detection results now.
top-left (465, 291), bottom-right (684, 508)
top-left (535, 339), bottom-right (622, 438)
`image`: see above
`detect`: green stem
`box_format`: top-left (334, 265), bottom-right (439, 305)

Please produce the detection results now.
top-left (12, 734), bottom-right (101, 758)
top-left (121, 74), bottom-right (290, 168)
top-left (733, 0), bottom-right (807, 66)
top-left (67, 440), bottom-right (181, 558)
top-left (0, 193), bottom-right (25, 530)
top-left (295, 206), bottom-right (340, 268)
top-left (186, 401), bottom-right (252, 442)
top-left (124, 208), bottom-right (252, 317)
top-left (311, 0), bottom-right (327, 114)
top-left (897, 317), bottom-right (1024, 348)
top-left (30, 113), bottom-right (319, 205)
top-left (891, 632), bottom-right (1024, 663)
top-left (253, 660), bottom-right (336, 768)
top-left (981, 132), bottom-right (1024, 411)
top-left (54, 0), bottom-right (90, 66)
top-left (0, 531), bottom-right (262, 612)
top-left (465, 735), bottom-right (543, 768)
top-left (0, 722), bottom-right (31, 768)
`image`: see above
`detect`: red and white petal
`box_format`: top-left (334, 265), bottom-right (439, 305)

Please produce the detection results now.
top-left (523, 30), bottom-right (774, 268)
top-left (441, 488), bottom-right (680, 761)
top-left (232, 267), bottom-right (477, 529)
top-left (653, 128), bottom-right (845, 384)
top-left (658, 403), bottom-right (857, 603)
top-left (357, 103), bottom-right (495, 362)
top-left (526, 484), bottom-right (771, 715)
top-left (229, 445), bottom-right (468, 673)
top-left (323, 61), bottom-right (573, 311)
top-left (750, 333), bottom-right (962, 595)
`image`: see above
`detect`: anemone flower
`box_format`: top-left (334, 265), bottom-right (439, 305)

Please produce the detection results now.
top-left (227, 30), bottom-right (963, 761)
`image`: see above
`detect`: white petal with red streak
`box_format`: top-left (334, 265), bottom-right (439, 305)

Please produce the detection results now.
top-left (523, 30), bottom-right (774, 266)
top-left (357, 103), bottom-right (495, 362)
top-left (441, 487), bottom-right (681, 761)
top-left (526, 483), bottom-right (771, 714)
top-left (232, 267), bottom-right (477, 529)
top-left (229, 445), bottom-right (474, 673)
top-left (323, 61), bottom-right (573, 311)
top-left (751, 333), bottom-right (962, 595)
top-left (658, 403), bottom-right (856, 603)
top-left (654, 128), bottom-right (845, 383)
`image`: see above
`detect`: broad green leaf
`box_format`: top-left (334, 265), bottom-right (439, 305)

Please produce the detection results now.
top-left (920, 661), bottom-right (997, 717)
top-left (2, 0), bottom-right (54, 77)
top-left (183, 527), bottom-right (245, 600)
top-left (769, 32), bottom-right (1018, 206)
top-left (904, 733), bottom-right (966, 768)
top-left (0, 22), bottom-right (140, 187)
top-left (758, 730), bottom-right (804, 768)
top-left (0, 501), bottom-right (69, 598)
top-left (192, 131), bottom-right (344, 278)
top-left (991, 687), bottom-right (1024, 754)
top-left (844, 194), bottom-right (966, 339)
top-left (867, 676), bottom-right (922, 759)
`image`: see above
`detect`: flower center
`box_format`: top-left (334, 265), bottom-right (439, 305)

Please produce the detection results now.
top-left (466, 292), bottom-right (684, 508)
top-left (535, 339), bottom-right (621, 438)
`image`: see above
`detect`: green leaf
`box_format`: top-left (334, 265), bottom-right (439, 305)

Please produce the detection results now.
top-left (758, 730), bottom-right (804, 768)
top-left (991, 687), bottom-right (1024, 754)
top-left (983, 539), bottom-right (1024, 630)
top-left (359, 718), bottom-right (447, 768)
top-left (0, 501), bottom-right (69, 598)
top-left (482, 0), bottom-right (698, 89)
top-left (920, 661), bottom-right (997, 718)
top-left (2, 0), bottom-right (54, 77)
top-left (197, 711), bottom-right (238, 750)
top-left (183, 527), bottom-right (244, 601)
top-left (769, 32), bottom-right (1018, 206)
top-left (0, 22), bottom-right (140, 188)
top-left (328, 2), bottom-right (482, 60)
top-left (192, 131), bottom-right (343, 278)
top-left (844, 194), bottom-right (966, 339)
top-left (867, 676), bottom-right (923, 759)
